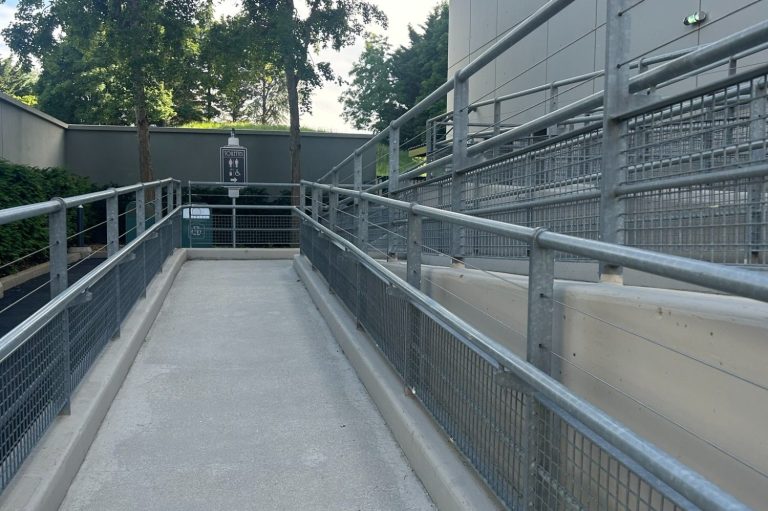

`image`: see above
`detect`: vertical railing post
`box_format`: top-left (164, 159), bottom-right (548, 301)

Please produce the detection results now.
top-left (312, 187), bottom-right (320, 222)
top-left (300, 183), bottom-right (307, 213)
top-left (548, 84), bottom-right (560, 136)
top-left (749, 81), bottom-right (766, 263)
top-left (493, 100), bottom-right (502, 158)
top-left (599, 0), bottom-right (631, 283)
top-left (76, 205), bottom-right (85, 247)
top-left (231, 195), bottom-right (237, 248)
top-left (523, 229), bottom-right (556, 508)
top-left (451, 73), bottom-right (469, 262)
top-left (526, 230), bottom-right (554, 374)
top-left (354, 150), bottom-right (363, 242)
top-left (387, 124), bottom-right (401, 258)
top-left (135, 187), bottom-right (148, 297)
top-left (389, 123), bottom-right (400, 193)
top-left (49, 200), bottom-right (71, 414)
top-left (106, 191), bottom-right (122, 338)
top-left (136, 187), bottom-right (146, 237)
top-left (358, 197), bottom-right (369, 252)
top-left (154, 184), bottom-right (163, 225)
top-left (330, 171), bottom-right (339, 232)
top-left (406, 209), bottom-right (422, 393)
top-left (107, 190), bottom-right (119, 257)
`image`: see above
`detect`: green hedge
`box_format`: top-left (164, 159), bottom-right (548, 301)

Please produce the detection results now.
top-left (0, 161), bottom-right (95, 277)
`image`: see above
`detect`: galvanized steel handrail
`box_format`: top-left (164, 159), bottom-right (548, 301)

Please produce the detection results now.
top-left (303, 182), bottom-right (768, 303)
top-left (0, 205), bottom-right (181, 364)
top-left (0, 178), bottom-right (177, 226)
top-left (295, 207), bottom-right (750, 511)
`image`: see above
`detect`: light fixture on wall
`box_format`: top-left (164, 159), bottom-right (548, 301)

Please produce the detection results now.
top-left (683, 11), bottom-right (707, 26)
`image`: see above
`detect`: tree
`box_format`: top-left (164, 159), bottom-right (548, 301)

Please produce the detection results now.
top-left (0, 56), bottom-right (38, 106)
top-left (241, 0), bottom-right (387, 204)
top-left (3, 0), bottom-right (210, 183)
top-left (340, 34), bottom-right (399, 132)
top-left (340, 3), bottom-right (448, 143)
top-left (199, 16), bottom-right (289, 124)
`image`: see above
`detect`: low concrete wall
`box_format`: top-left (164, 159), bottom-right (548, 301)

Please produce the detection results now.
top-left (384, 261), bottom-right (768, 510)
top-left (0, 93), bottom-right (67, 169)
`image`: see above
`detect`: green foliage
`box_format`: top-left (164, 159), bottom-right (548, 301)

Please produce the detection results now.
top-left (0, 56), bottom-right (38, 105)
top-left (200, 16), bottom-right (290, 124)
top-left (374, 144), bottom-right (424, 178)
top-left (340, 34), bottom-right (399, 132)
top-left (340, 3), bottom-right (448, 143)
top-left (179, 120), bottom-right (325, 132)
top-left (0, 161), bottom-right (95, 276)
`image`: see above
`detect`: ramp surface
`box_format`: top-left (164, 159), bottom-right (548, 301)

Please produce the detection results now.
top-left (59, 260), bottom-right (434, 511)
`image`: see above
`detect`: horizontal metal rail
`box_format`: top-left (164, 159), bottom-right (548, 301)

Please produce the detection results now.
top-left (0, 178), bottom-right (177, 226)
top-left (305, 182), bottom-right (768, 303)
top-left (188, 181), bottom-right (299, 188)
top-left (0, 206), bottom-right (181, 364)
top-left (296, 207), bottom-right (749, 511)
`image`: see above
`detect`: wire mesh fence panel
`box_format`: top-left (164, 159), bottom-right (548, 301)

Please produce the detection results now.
top-left (0, 312), bottom-right (67, 490)
top-left (233, 215), bottom-right (298, 247)
top-left (119, 246), bottom-right (146, 323)
top-left (144, 233), bottom-right (163, 282)
top-left (622, 70), bottom-right (768, 264)
top-left (300, 223), bottom-right (698, 511)
top-left (69, 268), bottom-right (118, 389)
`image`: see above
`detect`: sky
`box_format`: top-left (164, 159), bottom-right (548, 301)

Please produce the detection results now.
top-left (0, 0), bottom-right (444, 133)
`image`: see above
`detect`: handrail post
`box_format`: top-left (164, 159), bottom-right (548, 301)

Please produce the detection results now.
top-left (106, 191), bottom-right (119, 257)
top-left (451, 73), bottom-right (469, 262)
top-left (354, 151), bottom-right (363, 241)
top-left (49, 199), bottom-right (71, 415)
top-left (406, 210), bottom-right (422, 392)
top-left (599, 0), bottom-right (631, 283)
top-left (523, 230), bottom-right (556, 508)
top-left (136, 188), bottom-right (146, 236)
top-left (358, 196), bottom-right (369, 251)
top-left (312, 187), bottom-right (320, 222)
top-left (300, 183), bottom-right (307, 213)
top-left (154, 184), bottom-right (163, 224)
top-left (330, 171), bottom-right (339, 232)
top-left (492, 100), bottom-right (501, 158)
top-left (749, 80), bottom-right (766, 263)
top-left (388, 123), bottom-right (400, 193)
top-left (526, 231), bottom-right (554, 374)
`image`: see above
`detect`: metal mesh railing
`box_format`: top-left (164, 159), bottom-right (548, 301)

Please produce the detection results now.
top-left (0, 211), bottom-right (181, 492)
top-left (620, 71), bottom-right (768, 264)
top-left (301, 220), bottom-right (696, 511)
top-left (190, 212), bottom-right (299, 248)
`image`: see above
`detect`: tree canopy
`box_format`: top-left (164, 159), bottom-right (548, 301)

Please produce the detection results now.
top-left (341, 3), bottom-right (448, 143)
top-left (241, 0), bottom-right (387, 203)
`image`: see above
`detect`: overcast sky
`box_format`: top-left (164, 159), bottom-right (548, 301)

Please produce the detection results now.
top-left (0, 0), bottom-right (444, 133)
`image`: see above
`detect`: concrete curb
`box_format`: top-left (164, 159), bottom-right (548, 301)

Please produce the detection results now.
top-left (0, 249), bottom-right (188, 511)
top-left (293, 254), bottom-right (503, 511)
top-left (187, 248), bottom-right (298, 260)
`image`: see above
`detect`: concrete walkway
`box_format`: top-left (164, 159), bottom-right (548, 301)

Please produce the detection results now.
top-left (59, 260), bottom-right (434, 511)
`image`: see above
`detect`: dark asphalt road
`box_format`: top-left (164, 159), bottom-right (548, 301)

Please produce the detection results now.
top-left (0, 258), bottom-right (103, 338)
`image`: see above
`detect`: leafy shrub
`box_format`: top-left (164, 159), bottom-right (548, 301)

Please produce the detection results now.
top-left (0, 161), bottom-right (95, 276)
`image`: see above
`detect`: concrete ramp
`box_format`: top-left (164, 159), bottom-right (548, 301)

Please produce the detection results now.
top-left (59, 260), bottom-right (434, 510)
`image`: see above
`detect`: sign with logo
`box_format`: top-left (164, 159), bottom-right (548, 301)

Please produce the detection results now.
top-left (220, 146), bottom-right (248, 184)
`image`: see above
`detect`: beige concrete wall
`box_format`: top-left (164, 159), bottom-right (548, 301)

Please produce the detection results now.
top-left (385, 261), bottom-right (768, 509)
top-left (0, 93), bottom-right (67, 169)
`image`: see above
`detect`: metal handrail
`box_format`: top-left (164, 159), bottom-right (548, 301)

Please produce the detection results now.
top-left (295, 207), bottom-right (749, 511)
top-left (303, 181), bottom-right (768, 303)
top-left (0, 178), bottom-right (178, 226)
top-left (0, 206), bottom-right (181, 364)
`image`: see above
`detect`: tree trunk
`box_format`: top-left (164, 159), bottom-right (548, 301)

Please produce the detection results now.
top-left (134, 83), bottom-right (154, 185)
top-left (286, 66), bottom-right (301, 207)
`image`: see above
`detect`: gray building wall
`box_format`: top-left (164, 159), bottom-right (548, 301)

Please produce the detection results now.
top-left (448, 0), bottom-right (768, 125)
top-left (65, 126), bottom-right (374, 186)
top-left (0, 93), bottom-right (373, 186)
top-left (0, 92), bottom-right (66, 169)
